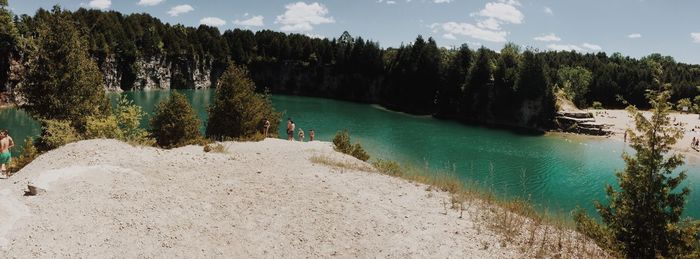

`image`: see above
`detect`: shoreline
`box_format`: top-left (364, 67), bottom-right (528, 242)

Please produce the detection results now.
top-left (549, 109), bottom-right (700, 165)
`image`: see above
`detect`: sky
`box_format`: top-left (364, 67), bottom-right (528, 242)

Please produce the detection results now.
top-left (7, 0), bottom-right (700, 64)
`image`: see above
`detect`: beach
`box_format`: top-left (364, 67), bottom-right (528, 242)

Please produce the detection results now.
top-left (0, 139), bottom-right (605, 258)
top-left (588, 109), bottom-right (700, 160)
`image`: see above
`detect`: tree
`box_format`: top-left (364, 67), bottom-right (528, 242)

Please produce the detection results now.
top-left (557, 66), bottom-right (592, 108)
top-left (575, 62), bottom-right (700, 258)
top-left (206, 63), bottom-right (280, 140)
top-left (517, 51), bottom-right (555, 127)
top-left (20, 7), bottom-right (108, 130)
top-left (437, 44), bottom-right (473, 118)
top-left (463, 47), bottom-right (494, 122)
top-left (150, 92), bottom-right (202, 148)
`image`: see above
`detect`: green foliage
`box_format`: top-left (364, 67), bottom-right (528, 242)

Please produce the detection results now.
top-left (150, 92), bottom-right (202, 148)
top-left (37, 119), bottom-right (81, 151)
top-left (591, 101), bottom-right (604, 109)
top-left (8, 137), bottom-right (39, 173)
top-left (332, 130), bottom-right (370, 161)
top-left (20, 7), bottom-right (107, 130)
top-left (84, 115), bottom-right (123, 139)
top-left (676, 98), bottom-right (692, 112)
top-left (206, 63), bottom-right (280, 140)
top-left (350, 143), bottom-right (370, 162)
top-left (557, 66), bottom-right (593, 108)
top-left (332, 130), bottom-right (353, 154)
top-left (576, 65), bottom-right (700, 258)
top-left (114, 96), bottom-right (150, 143)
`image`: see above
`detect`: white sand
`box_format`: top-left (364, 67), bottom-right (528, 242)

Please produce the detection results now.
top-left (0, 139), bottom-right (605, 258)
top-left (589, 109), bottom-right (700, 160)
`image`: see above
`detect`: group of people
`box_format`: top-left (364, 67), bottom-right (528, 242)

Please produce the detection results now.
top-left (0, 129), bottom-right (14, 177)
top-left (286, 118), bottom-right (315, 142)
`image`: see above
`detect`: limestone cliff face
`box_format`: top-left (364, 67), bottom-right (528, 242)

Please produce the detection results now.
top-left (98, 54), bottom-right (214, 91)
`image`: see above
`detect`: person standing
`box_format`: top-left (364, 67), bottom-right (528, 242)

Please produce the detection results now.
top-left (290, 120), bottom-right (296, 141)
top-left (286, 118), bottom-right (293, 141)
top-left (0, 129), bottom-right (15, 176)
top-left (309, 129), bottom-right (315, 141)
top-left (298, 129), bottom-right (305, 142)
top-left (263, 118), bottom-right (271, 138)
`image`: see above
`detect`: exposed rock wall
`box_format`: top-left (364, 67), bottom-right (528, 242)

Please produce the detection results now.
top-left (98, 54), bottom-right (215, 91)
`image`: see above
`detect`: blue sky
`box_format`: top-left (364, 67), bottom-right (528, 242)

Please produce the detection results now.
top-left (7, 0), bottom-right (700, 64)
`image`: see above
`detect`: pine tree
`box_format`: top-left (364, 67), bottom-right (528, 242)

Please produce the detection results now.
top-left (575, 61), bottom-right (700, 258)
top-left (206, 63), bottom-right (280, 140)
top-left (20, 6), bottom-right (107, 130)
top-left (149, 92), bottom-right (202, 148)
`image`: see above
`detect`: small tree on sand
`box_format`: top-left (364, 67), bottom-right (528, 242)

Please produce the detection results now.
top-left (150, 92), bottom-right (202, 148)
top-left (574, 62), bottom-right (700, 258)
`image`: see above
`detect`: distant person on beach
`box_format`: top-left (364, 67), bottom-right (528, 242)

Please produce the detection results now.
top-left (263, 118), bottom-right (270, 137)
top-left (298, 129), bottom-right (305, 142)
top-left (286, 118), bottom-right (293, 141)
top-left (291, 121), bottom-right (296, 141)
top-left (0, 129), bottom-right (14, 175)
top-left (309, 129), bottom-right (315, 141)
top-left (624, 131), bottom-right (627, 143)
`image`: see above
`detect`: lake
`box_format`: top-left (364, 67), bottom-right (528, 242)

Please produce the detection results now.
top-left (1, 89), bottom-right (698, 219)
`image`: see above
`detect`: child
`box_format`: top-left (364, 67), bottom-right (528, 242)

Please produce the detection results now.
top-left (298, 129), bottom-right (305, 142)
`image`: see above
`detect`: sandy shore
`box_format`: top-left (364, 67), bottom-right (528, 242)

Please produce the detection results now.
top-left (587, 109), bottom-right (700, 160)
top-left (0, 139), bottom-right (605, 258)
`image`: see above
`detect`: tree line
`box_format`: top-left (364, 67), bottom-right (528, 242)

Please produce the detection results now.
top-left (2, 6), bottom-right (700, 129)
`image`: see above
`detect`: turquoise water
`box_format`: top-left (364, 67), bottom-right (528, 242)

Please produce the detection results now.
top-left (1, 89), bottom-right (698, 219)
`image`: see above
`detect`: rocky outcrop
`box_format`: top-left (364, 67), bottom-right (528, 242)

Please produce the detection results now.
top-left (98, 54), bottom-right (215, 91)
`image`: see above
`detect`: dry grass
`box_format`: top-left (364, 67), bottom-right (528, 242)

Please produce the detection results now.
top-left (371, 159), bottom-right (611, 258)
top-left (203, 143), bottom-right (227, 153)
top-left (309, 155), bottom-right (375, 172)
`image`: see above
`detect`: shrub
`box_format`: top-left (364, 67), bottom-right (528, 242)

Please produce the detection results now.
top-left (372, 159), bottom-right (402, 176)
top-left (207, 63), bottom-right (281, 140)
top-left (150, 92), bottom-right (202, 148)
top-left (8, 137), bottom-right (39, 173)
top-left (591, 101), bottom-right (603, 109)
top-left (84, 115), bottom-right (123, 139)
top-left (115, 96), bottom-right (150, 144)
top-left (350, 143), bottom-right (370, 162)
top-left (332, 130), bottom-right (370, 161)
top-left (37, 119), bottom-right (80, 151)
top-left (332, 130), bottom-right (353, 154)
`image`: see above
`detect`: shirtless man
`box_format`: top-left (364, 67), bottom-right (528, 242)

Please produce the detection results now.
top-left (0, 129), bottom-right (15, 175)
top-left (286, 118), bottom-right (293, 141)
top-left (309, 129), bottom-right (315, 141)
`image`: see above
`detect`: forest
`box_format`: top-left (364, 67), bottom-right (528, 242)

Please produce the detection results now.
top-left (2, 6), bottom-right (700, 130)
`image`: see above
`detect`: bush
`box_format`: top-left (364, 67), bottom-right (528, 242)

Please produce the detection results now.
top-left (206, 63), bottom-right (281, 140)
top-left (332, 130), bottom-right (370, 161)
top-left (372, 159), bottom-right (402, 176)
top-left (37, 119), bottom-right (80, 151)
top-left (84, 115), bottom-right (123, 139)
top-left (150, 92), bottom-right (202, 148)
top-left (350, 143), bottom-right (370, 162)
top-left (115, 96), bottom-right (150, 144)
top-left (591, 101), bottom-right (603, 109)
top-left (8, 137), bottom-right (39, 173)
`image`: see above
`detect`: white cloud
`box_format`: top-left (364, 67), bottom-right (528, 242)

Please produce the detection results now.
top-left (234, 15), bottom-right (265, 27)
top-left (544, 6), bottom-right (553, 15)
top-left (167, 4), bottom-right (194, 17)
top-left (200, 17), bottom-right (226, 27)
top-left (477, 2), bottom-right (524, 24)
top-left (582, 43), bottom-right (602, 51)
top-left (441, 22), bottom-right (507, 42)
top-left (88, 0), bottom-right (111, 10)
top-left (434, 0), bottom-right (453, 3)
top-left (534, 33), bottom-right (561, 42)
top-left (276, 2), bottom-right (335, 32)
top-left (443, 33), bottom-right (457, 40)
top-left (137, 0), bottom-right (164, 6)
top-left (477, 17), bottom-right (501, 30)
top-left (386, 0), bottom-right (396, 4)
top-left (547, 44), bottom-right (583, 52)
top-left (691, 32), bottom-right (700, 43)
top-left (627, 33), bottom-right (642, 39)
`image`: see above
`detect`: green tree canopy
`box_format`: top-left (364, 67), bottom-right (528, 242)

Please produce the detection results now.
top-left (20, 7), bottom-right (107, 130)
top-left (557, 66), bottom-right (593, 108)
top-left (149, 92), bottom-right (201, 148)
top-left (206, 63), bottom-right (280, 140)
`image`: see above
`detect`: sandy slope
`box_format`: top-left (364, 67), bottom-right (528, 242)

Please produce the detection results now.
top-left (0, 139), bottom-right (604, 258)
